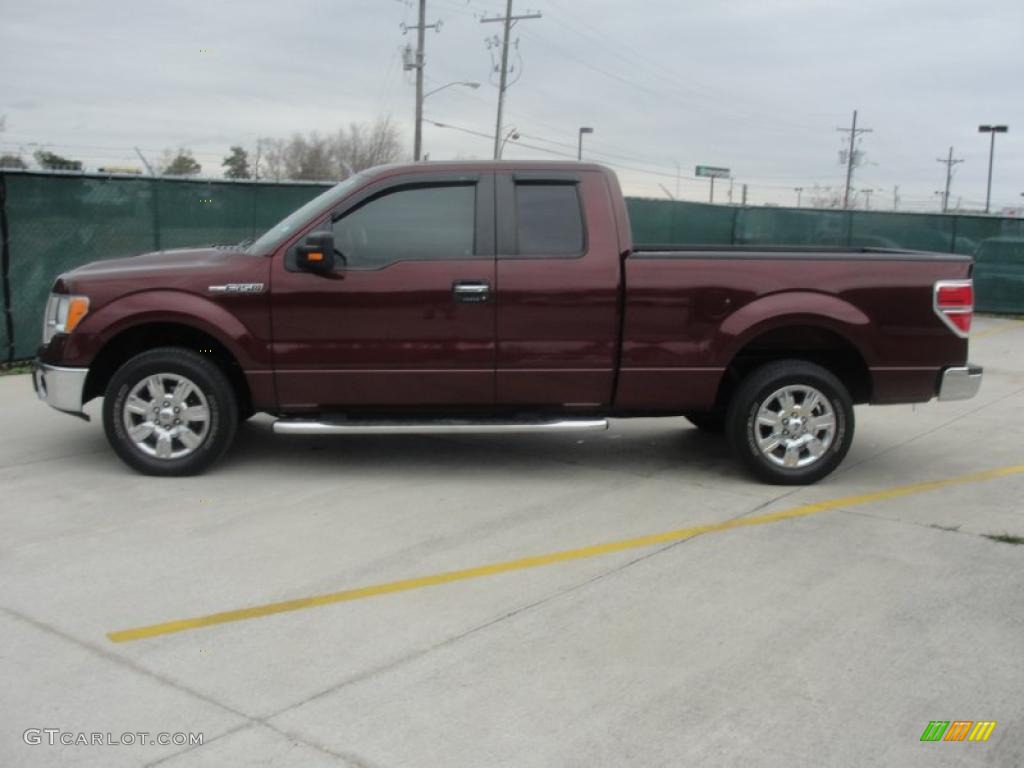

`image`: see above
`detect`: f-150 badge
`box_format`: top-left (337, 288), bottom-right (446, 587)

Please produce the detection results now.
top-left (208, 283), bottom-right (265, 295)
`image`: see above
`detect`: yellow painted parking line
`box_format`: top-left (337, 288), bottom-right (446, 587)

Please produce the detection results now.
top-left (107, 463), bottom-right (1024, 643)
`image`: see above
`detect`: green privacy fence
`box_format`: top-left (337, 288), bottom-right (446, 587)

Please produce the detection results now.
top-left (0, 171), bottom-right (333, 361)
top-left (2, 171), bottom-right (1023, 361)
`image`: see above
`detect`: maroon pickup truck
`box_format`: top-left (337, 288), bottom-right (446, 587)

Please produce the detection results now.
top-left (33, 161), bottom-right (981, 483)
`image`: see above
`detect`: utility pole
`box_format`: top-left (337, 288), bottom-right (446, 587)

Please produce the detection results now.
top-left (741, 184), bottom-right (748, 206)
top-left (893, 185), bottom-right (900, 211)
top-left (837, 110), bottom-right (873, 209)
top-left (794, 187), bottom-right (803, 207)
top-left (482, 1), bottom-right (541, 160)
top-left (936, 146), bottom-right (964, 213)
top-left (863, 188), bottom-right (875, 210)
top-left (403, 2), bottom-right (441, 162)
top-left (709, 176), bottom-right (715, 203)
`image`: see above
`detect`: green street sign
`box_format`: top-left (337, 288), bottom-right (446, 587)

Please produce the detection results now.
top-left (695, 165), bottom-right (730, 178)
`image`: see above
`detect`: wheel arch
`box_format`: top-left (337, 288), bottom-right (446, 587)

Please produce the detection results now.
top-left (82, 321), bottom-right (252, 414)
top-left (715, 315), bottom-right (873, 410)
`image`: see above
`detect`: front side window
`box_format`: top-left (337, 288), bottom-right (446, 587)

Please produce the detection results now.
top-left (515, 182), bottom-right (584, 256)
top-left (332, 184), bottom-right (476, 269)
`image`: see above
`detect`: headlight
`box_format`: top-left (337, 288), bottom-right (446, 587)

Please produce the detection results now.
top-left (42, 294), bottom-right (90, 344)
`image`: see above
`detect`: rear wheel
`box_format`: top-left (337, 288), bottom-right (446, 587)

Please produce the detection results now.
top-left (103, 347), bottom-right (238, 476)
top-left (726, 360), bottom-right (854, 485)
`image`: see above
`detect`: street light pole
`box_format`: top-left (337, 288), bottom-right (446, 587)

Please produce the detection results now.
top-left (577, 126), bottom-right (593, 160)
top-left (423, 81), bottom-right (480, 99)
top-left (978, 124), bottom-right (1008, 214)
top-left (498, 127), bottom-right (520, 158)
top-left (416, 81), bottom-right (479, 161)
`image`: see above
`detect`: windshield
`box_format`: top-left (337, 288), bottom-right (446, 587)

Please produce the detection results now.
top-left (246, 173), bottom-right (369, 255)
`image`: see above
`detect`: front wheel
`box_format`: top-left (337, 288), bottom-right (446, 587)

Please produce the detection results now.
top-left (103, 347), bottom-right (238, 476)
top-left (726, 360), bottom-right (854, 485)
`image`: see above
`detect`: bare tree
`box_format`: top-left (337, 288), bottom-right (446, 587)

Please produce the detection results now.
top-left (253, 137), bottom-right (285, 182)
top-left (807, 185), bottom-right (845, 209)
top-left (336, 116), bottom-right (403, 174)
top-left (252, 116), bottom-right (404, 183)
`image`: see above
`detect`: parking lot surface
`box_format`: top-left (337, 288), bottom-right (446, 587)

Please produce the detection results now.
top-left (2, 315), bottom-right (1023, 767)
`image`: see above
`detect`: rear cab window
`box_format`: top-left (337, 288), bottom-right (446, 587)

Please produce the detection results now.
top-left (497, 173), bottom-right (586, 258)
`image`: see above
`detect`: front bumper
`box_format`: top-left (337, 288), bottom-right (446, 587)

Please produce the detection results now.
top-left (938, 364), bottom-right (983, 401)
top-left (32, 361), bottom-right (90, 418)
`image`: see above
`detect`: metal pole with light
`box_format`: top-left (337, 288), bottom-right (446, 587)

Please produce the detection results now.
top-left (978, 124), bottom-right (1008, 214)
top-left (423, 81), bottom-right (480, 99)
top-left (577, 126), bottom-right (593, 160)
top-left (417, 81), bottom-right (479, 161)
top-left (498, 127), bottom-right (520, 158)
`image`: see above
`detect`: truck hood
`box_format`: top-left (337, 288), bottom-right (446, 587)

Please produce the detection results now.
top-left (68, 246), bottom-right (247, 278)
top-left (56, 246), bottom-right (268, 298)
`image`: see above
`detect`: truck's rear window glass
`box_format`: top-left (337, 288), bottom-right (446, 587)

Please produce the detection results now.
top-left (333, 184), bottom-right (476, 268)
top-left (515, 183), bottom-right (584, 256)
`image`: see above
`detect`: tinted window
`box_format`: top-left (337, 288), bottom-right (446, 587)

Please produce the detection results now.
top-left (515, 183), bottom-right (584, 256)
top-left (332, 184), bottom-right (476, 268)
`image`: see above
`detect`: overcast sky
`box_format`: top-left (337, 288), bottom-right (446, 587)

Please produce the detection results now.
top-left (2, 0), bottom-right (1022, 211)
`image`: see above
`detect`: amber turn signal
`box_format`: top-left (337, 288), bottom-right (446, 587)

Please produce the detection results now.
top-left (65, 297), bottom-right (90, 333)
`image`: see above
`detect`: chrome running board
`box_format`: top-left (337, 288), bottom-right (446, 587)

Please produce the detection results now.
top-left (273, 417), bottom-right (608, 436)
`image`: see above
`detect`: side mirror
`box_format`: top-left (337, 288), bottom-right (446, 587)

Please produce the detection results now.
top-left (296, 231), bottom-right (337, 273)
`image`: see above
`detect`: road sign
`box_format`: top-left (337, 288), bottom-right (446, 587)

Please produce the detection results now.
top-left (696, 165), bottom-right (730, 178)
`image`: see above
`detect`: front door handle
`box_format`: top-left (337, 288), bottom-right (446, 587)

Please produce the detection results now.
top-left (452, 281), bottom-right (491, 304)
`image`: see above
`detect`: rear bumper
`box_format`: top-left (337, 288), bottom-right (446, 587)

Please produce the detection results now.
top-left (32, 361), bottom-right (90, 418)
top-left (938, 364), bottom-right (983, 401)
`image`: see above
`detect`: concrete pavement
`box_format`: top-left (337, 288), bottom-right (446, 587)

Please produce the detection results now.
top-left (1, 315), bottom-right (1022, 767)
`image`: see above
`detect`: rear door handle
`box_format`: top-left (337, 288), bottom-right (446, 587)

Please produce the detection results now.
top-left (452, 281), bottom-right (491, 303)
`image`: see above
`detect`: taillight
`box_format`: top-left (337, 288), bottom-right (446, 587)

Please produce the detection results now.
top-left (934, 280), bottom-right (973, 338)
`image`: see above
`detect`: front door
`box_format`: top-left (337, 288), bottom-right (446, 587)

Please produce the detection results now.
top-left (271, 172), bottom-right (496, 411)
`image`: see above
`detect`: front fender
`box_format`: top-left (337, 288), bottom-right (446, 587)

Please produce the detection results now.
top-left (61, 290), bottom-right (270, 369)
top-left (716, 291), bottom-right (876, 366)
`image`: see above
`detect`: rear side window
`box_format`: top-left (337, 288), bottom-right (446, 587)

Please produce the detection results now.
top-left (515, 182), bottom-right (584, 256)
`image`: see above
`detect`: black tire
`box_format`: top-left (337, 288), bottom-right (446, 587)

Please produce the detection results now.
top-left (684, 411), bottom-right (726, 434)
top-left (103, 347), bottom-right (238, 476)
top-left (726, 360), bottom-right (854, 485)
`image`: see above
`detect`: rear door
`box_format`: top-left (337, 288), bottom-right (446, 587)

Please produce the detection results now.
top-left (494, 170), bottom-right (621, 408)
top-left (271, 171), bottom-right (496, 410)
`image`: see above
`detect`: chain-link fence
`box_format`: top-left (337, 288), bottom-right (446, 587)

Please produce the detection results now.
top-left (2, 171), bottom-right (1022, 361)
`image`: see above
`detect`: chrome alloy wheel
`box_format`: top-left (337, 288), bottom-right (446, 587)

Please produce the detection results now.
top-left (753, 384), bottom-right (836, 469)
top-left (122, 373), bottom-right (211, 460)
